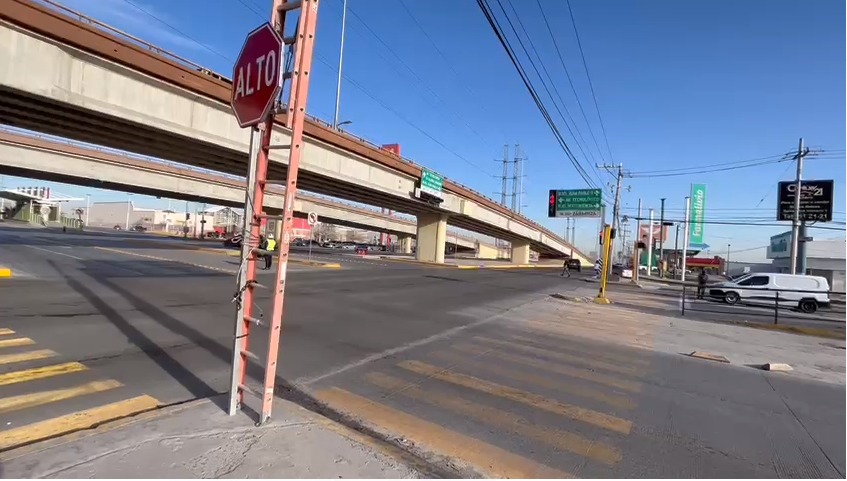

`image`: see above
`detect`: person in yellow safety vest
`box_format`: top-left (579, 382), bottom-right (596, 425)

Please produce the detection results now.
top-left (264, 234), bottom-right (277, 270)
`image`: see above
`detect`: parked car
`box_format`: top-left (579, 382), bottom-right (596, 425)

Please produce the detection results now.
top-left (223, 234), bottom-right (243, 248)
top-left (708, 273), bottom-right (830, 313)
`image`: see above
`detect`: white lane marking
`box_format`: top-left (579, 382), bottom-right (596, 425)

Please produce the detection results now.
top-left (295, 292), bottom-right (548, 386)
top-left (24, 245), bottom-right (84, 260)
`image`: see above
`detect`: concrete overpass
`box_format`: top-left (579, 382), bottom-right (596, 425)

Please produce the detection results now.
top-left (0, 130), bottom-right (502, 256)
top-left (0, 0), bottom-right (588, 265)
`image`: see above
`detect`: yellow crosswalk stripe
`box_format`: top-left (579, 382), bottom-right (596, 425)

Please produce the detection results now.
top-left (501, 324), bottom-right (652, 366)
top-left (0, 379), bottom-right (123, 414)
top-left (399, 360), bottom-right (632, 435)
top-left (0, 395), bottom-right (160, 451)
top-left (0, 349), bottom-right (57, 366)
top-left (366, 372), bottom-right (622, 465)
top-left (455, 343), bottom-right (643, 393)
top-left (0, 328), bottom-right (14, 336)
top-left (431, 350), bottom-right (635, 410)
top-left (314, 387), bottom-right (569, 478)
top-left (0, 362), bottom-right (87, 387)
top-left (0, 338), bottom-right (35, 349)
top-left (472, 336), bottom-right (647, 377)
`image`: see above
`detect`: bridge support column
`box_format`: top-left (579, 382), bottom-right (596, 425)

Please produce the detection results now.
top-left (415, 213), bottom-right (447, 263)
top-left (400, 236), bottom-right (413, 254)
top-left (511, 239), bottom-right (531, 265)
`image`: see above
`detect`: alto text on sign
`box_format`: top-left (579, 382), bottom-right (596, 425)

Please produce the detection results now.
top-left (231, 23), bottom-right (284, 128)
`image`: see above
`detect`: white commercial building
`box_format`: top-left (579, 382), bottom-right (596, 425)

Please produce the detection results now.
top-left (767, 231), bottom-right (846, 292)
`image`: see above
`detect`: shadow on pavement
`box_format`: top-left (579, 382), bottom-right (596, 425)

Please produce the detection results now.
top-left (48, 259), bottom-right (218, 399)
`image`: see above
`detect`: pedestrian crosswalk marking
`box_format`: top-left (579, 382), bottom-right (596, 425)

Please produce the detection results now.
top-left (314, 387), bottom-right (569, 478)
top-left (366, 372), bottom-right (623, 465)
top-left (0, 337), bottom-right (35, 349)
top-left (454, 343), bottom-right (643, 393)
top-left (0, 349), bottom-right (57, 366)
top-left (430, 350), bottom-right (635, 410)
top-left (472, 335), bottom-right (647, 377)
top-left (0, 379), bottom-right (122, 414)
top-left (398, 360), bottom-right (632, 435)
top-left (498, 328), bottom-right (652, 367)
top-left (0, 362), bottom-right (87, 387)
top-left (0, 328), bottom-right (14, 336)
top-left (0, 395), bottom-right (160, 451)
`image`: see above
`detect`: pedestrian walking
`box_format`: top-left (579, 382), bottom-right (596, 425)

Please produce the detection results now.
top-left (561, 258), bottom-right (570, 277)
top-left (697, 269), bottom-right (708, 299)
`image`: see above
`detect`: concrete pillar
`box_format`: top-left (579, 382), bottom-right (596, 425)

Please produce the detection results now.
top-left (511, 239), bottom-right (531, 265)
top-left (415, 213), bottom-right (447, 263)
top-left (400, 236), bottom-right (413, 254)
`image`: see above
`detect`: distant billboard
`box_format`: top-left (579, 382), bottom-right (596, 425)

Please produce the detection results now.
top-left (767, 231), bottom-right (791, 259)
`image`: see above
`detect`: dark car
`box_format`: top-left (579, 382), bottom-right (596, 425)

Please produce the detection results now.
top-left (354, 244), bottom-right (369, 255)
top-left (566, 258), bottom-right (581, 272)
top-left (223, 234), bottom-right (243, 248)
top-left (131, 225), bottom-right (147, 232)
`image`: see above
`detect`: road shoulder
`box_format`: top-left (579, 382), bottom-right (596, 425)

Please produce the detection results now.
top-left (0, 395), bottom-right (418, 479)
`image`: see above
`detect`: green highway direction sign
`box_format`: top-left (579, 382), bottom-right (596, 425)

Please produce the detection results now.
top-left (548, 189), bottom-right (603, 218)
top-left (420, 169), bottom-right (444, 199)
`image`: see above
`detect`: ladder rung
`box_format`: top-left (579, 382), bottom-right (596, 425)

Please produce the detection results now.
top-left (238, 383), bottom-right (260, 398)
top-left (260, 179), bottom-right (288, 184)
top-left (241, 349), bottom-right (260, 362)
top-left (278, 1), bottom-right (302, 13)
top-left (267, 144), bottom-right (291, 150)
top-left (257, 214), bottom-right (285, 220)
top-left (283, 35), bottom-right (296, 45)
top-left (244, 315), bottom-right (264, 326)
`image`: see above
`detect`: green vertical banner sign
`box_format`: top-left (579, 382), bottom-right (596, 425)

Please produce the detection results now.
top-left (689, 183), bottom-right (706, 245)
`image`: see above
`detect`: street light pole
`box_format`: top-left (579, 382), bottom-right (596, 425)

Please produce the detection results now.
top-left (658, 197), bottom-right (666, 277)
top-left (726, 243), bottom-right (731, 276)
top-left (125, 194), bottom-right (132, 230)
top-left (332, 0), bottom-right (348, 129)
top-left (85, 194), bottom-right (91, 226)
top-left (681, 196), bottom-right (691, 282)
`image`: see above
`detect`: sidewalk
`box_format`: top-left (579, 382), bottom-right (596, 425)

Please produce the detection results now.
top-left (533, 287), bottom-right (845, 385)
top-left (0, 396), bottom-right (418, 479)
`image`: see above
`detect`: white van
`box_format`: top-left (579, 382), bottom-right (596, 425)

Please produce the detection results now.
top-left (708, 273), bottom-right (830, 313)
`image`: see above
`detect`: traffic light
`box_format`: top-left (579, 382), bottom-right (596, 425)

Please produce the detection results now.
top-left (548, 190), bottom-right (556, 217)
top-left (599, 229), bottom-right (604, 245)
top-left (186, 213), bottom-right (191, 220)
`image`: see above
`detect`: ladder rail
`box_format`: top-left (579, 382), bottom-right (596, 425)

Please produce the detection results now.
top-left (228, 0), bottom-right (320, 426)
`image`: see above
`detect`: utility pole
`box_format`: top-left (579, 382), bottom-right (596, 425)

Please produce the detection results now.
top-left (511, 144), bottom-right (522, 212)
top-left (497, 144), bottom-right (510, 207)
top-left (726, 243), bottom-right (731, 276)
top-left (647, 208), bottom-right (654, 275)
top-left (789, 137), bottom-right (809, 275)
top-left (658, 198), bottom-right (666, 277)
top-left (673, 223), bottom-right (680, 278)
top-left (681, 196), bottom-right (691, 281)
top-left (597, 163), bottom-right (626, 280)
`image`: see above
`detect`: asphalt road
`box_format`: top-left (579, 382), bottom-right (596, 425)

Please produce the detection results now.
top-left (0, 222), bottom-right (843, 477)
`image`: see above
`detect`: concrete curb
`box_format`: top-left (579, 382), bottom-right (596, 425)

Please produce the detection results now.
top-left (763, 363), bottom-right (793, 372)
top-left (377, 257), bottom-right (562, 270)
top-left (0, 266), bottom-right (11, 278)
top-left (687, 351), bottom-right (731, 363)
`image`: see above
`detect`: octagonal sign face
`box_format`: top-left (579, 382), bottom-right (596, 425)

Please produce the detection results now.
top-left (231, 23), bottom-right (283, 128)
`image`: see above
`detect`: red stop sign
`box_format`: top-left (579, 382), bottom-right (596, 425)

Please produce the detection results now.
top-left (231, 23), bottom-right (283, 128)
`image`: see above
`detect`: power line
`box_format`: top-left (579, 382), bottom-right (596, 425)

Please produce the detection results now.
top-left (396, 0), bottom-right (509, 140)
top-left (501, 0), bottom-right (603, 181)
top-left (630, 216), bottom-right (846, 231)
top-left (630, 153), bottom-right (788, 175)
top-left (341, 1), bottom-right (497, 153)
top-left (534, 0), bottom-right (607, 166)
top-left (476, 0), bottom-right (599, 189)
top-left (233, 0), bottom-right (492, 176)
top-left (121, 0), bottom-right (232, 63)
top-left (565, 0), bottom-right (615, 163)
top-left (630, 158), bottom-right (787, 178)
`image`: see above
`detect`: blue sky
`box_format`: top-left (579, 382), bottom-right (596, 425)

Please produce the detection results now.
top-left (7, 0), bottom-right (845, 259)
